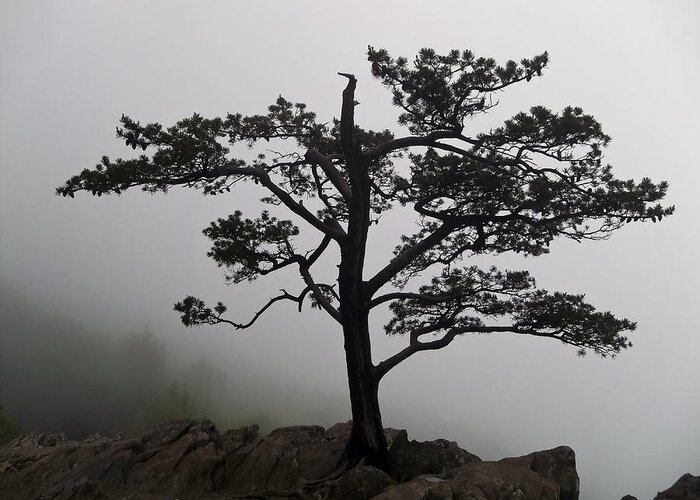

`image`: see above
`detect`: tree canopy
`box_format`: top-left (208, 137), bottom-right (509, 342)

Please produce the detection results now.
top-left (58, 46), bottom-right (673, 468)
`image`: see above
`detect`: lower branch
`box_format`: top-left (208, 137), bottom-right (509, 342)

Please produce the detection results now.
top-left (298, 266), bottom-right (342, 323)
top-left (175, 290), bottom-right (307, 330)
top-left (375, 327), bottom-right (460, 381)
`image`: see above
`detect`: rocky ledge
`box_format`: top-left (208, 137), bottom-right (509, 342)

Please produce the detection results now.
top-left (0, 419), bottom-right (686, 500)
top-left (0, 419), bottom-right (578, 499)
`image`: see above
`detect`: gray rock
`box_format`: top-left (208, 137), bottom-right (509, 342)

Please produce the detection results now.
top-left (330, 465), bottom-right (396, 500)
top-left (653, 473), bottom-right (700, 499)
top-left (500, 445), bottom-right (579, 500)
top-left (387, 429), bottom-right (481, 482)
top-left (449, 461), bottom-right (559, 499)
top-left (0, 419), bottom-right (224, 500)
top-left (0, 419), bottom-right (587, 500)
top-left (372, 461), bottom-right (560, 500)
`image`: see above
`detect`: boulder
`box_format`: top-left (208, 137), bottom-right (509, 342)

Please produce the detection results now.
top-left (373, 461), bottom-right (560, 500)
top-left (370, 476), bottom-right (454, 499)
top-left (329, 465), bottom-right (396, 500)
top-left (653, 473), bottom-right (700, 499)
top-left (449, 461), bottom-right (560, 499)
top-left (500, 446), bottom-right (579, 500)
top-left (387, 429), bottom-right (481, 482)
top-left (621, 495), bottom-right (638, 500)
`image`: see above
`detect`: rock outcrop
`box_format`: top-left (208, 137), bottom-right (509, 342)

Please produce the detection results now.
top-left (387, 429), bottom-right (481, 482)
top-left (0, 420), bottom-right (224, 499)
top-left (653, 473), bottom-right (700, 499)
top-left (500, 445), bottom-right (579, 500)
top-left (0, 419), bottom-right (581, 499)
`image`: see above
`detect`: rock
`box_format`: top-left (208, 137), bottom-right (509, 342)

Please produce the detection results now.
top-left (330, 465), bottom-right (396, 500)
top-left (0, 420), bottom-right (224, 500)
top-left (621, 495), bottom-right (638, 500)
top-left (370, 476), bottom-right (453, 499)
top-left (223, 424), bottom-right (333, 495)
top-left (372, 461), bottom-right (560, 500)
top-left (387, 429), bottom-right (481, 482)
top-left (653, 473), bottom-right (700, 499)
top-left (0, 419), bottom-right (584, 500)
top-left (449, 461), bottom-right (560, 499)
top-left (500, 445), bottom-right (579, 500)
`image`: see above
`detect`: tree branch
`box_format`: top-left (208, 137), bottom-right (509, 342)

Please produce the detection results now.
top-left (375, 326), bottom-right (460, 381)
top-left (305, 149), bottom-right (352, 201)
top-left (368, 291), bottom-right (453, 309)
top-left (298, 262), bottom-right (342, 324)
top-left (306, 234), bottom-right (333, 267)
top-left (365, 221), bottom-right (457, 296)
top-left (256, 169), bottom-right (346, 241)
top-left (363, 130), bottom-right (465, 160)
top-left (337, 72), bottom-right (358, 156)
top-left (174, 291), bottom-right (304, 330)
top-left (232, 291), bottom-right (305, 329)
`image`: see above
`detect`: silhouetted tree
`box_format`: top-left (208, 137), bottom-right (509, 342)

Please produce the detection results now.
top-left (58, 47), bottom-right (673, 469)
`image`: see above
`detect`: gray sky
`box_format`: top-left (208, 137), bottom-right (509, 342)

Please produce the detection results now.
top-left (1, 1), bottom-right (699, 498)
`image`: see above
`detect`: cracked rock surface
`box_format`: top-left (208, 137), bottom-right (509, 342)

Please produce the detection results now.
top-left (0, 419), bottom-right (582, 499)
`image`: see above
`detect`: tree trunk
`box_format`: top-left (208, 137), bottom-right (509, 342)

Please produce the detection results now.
top-left (337, 152), bottom-right (388, 469)
top-left (335, 72), bottom-right (388, 470)
top-left (342, 313), bottom-right (388, 469)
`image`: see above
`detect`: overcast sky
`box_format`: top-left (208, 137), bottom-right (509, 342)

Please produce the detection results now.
top-left (1, 1), bottom-right (699, 498)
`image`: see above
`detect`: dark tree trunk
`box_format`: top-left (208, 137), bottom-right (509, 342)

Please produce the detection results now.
top-left (338, 258), bottom-right (388, 469)
top-left (335, 72), bottom-right (389, 470)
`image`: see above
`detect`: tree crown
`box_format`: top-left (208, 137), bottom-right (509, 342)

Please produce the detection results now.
top-left (58, 46), bottom-right (673, 365)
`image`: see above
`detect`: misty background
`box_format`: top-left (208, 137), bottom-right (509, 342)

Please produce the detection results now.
top-left (1, 2), bottom-right (698, 499)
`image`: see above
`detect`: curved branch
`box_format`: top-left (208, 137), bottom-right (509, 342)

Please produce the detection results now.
top-left (363, 130), bottom-right (466, 160)
top-left (366, 221), bottom-right (457, 296)
top-left (375, 327), bottom-right (461, 381)
top-left (306, 234), bottom-right (333, 267)
top-left (256, 170), bottom-right (346, 241)
top-left (298, 263), bottom-right (342, 324)
top-left (232, 291), bottom-right (305, 329)
top-left (305, 149), bottom-right (352, 201)
top-left (174, 291), bottom-right (304, 330)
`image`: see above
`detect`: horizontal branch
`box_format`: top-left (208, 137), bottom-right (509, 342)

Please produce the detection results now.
top-left (174, 291), bottom-right (303, 330)
top-left (363, 130), bottom-right (465, 160)
top-left (368, 291), bottom-right (453, 309)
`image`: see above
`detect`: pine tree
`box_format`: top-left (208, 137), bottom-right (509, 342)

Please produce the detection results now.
top-left (58, 47), bottom-right (673, 469)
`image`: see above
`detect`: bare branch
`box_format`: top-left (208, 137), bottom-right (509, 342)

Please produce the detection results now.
top-left (256, 170), bottom-right (346, 241)
top-left (365, 221), bottom-right (457, 296)
top-left (375, 327), bottom-right (460, 381)
top-left (338, 72), bottom-right (357, 158)
top-left (368, 291), bottom-right (452, 309)
top-left (174, 291), bottom-right (303, 330)
top-left (298, 265), bottom-right (342, 323)
top-left (233, 291), bottom-right (304, 329)
top-left (306, 234), bottom-right (333, 267)
top-left (363, 130), bottom-right (465, 160)
top-left (305, 149), bottom-right (352, 201)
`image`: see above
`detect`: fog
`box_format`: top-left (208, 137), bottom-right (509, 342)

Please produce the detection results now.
top-left (1, 1), bottom-right (699, 499)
